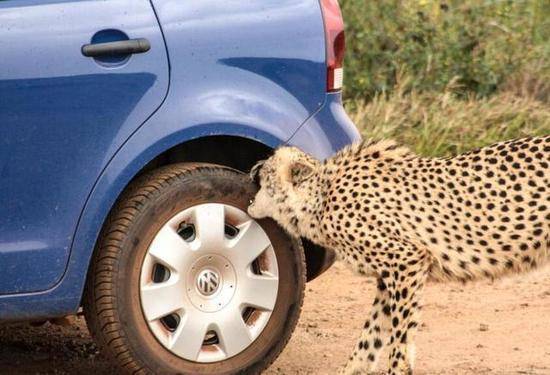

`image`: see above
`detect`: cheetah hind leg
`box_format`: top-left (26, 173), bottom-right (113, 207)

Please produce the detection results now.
top-left (338, 278), bottom-right (391, 375)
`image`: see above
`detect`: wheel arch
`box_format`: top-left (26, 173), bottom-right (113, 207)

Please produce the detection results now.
top-left (113, 136), bottom-right (334, 282)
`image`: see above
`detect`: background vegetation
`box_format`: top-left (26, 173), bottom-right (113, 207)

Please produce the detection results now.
top-left (341, 0), bottom-right (550, 156)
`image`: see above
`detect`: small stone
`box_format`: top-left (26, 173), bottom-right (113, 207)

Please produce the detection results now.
top-left (479, 323), bottom-right (489, 331)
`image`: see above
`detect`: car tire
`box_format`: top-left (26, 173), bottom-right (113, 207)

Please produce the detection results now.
top-left (83, 163), bottom-right (306, 375)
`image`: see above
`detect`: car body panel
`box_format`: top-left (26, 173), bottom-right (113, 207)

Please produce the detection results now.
top-left (0, 0), bottom-right (361, 320)
top-left (149, 0), bottom-right (327, 135)
top-left (0, 0), bottom-right (169, 294)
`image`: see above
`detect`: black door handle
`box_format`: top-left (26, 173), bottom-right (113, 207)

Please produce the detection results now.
top-left (82, 38), bottom-right (150, 58)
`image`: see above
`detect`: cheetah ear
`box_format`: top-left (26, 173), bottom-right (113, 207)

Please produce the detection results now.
top-left (289, 160), bottom-right (315, 186)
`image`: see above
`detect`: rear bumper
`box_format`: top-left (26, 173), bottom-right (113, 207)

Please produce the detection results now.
top-left (288, 92), bottom-right (360, 280)
top-left (287, 91), bottom-right (361, 160)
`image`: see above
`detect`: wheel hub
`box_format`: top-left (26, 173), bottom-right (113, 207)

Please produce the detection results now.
top-left (187, 254), bottom-right (236, 312)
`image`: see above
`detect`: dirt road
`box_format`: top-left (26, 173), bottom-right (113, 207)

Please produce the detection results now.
top-left (1, 262), bottom-right (550, 374)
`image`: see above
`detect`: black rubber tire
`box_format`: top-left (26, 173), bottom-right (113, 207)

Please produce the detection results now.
top-left (83, 163), bottom-right (306, 375)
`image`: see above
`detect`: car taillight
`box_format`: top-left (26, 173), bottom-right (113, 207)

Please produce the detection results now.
top-left (320, 0), bottom-right (345, 92)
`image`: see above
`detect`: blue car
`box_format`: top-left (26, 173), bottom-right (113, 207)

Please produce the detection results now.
top-left (0, 0), bottom-right (359, 373)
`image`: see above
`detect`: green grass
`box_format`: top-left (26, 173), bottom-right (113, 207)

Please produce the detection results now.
top-left (341, 0), bottom-right (550, 101)
top-left (341, 0), bottom-right (550, 155)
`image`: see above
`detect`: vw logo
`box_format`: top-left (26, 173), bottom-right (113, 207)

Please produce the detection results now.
top-left (196, 269), bottom-right (220, 296)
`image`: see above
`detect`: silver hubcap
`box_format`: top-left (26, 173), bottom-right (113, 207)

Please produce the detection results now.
top-left (139, 203), bottom-right (279, 363)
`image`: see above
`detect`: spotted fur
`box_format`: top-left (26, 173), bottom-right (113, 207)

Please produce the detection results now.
top-left (248, 136), bottom-right (550, 375)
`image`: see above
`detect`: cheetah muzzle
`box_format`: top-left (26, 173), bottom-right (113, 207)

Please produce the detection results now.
top-left (248, 136), bottom-right (550, 375)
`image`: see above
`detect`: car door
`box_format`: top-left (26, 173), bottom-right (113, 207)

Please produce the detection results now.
top-left (0, 0), bottom-right (169, 294)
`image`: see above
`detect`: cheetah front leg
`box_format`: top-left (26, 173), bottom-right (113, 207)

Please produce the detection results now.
top-left (385, 254), bottom-right (429, 375)
top-left (338, 278), bottom-right (391, 375)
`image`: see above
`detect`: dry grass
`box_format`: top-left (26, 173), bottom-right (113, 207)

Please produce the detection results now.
top-left (346, 77), bottom-right (550, 157)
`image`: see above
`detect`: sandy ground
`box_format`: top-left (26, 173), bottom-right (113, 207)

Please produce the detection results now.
top-left (1, 262), bottom-right (550, 375)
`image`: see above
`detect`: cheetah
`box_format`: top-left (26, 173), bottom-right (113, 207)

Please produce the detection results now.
top-left (248, 136), bottom-right (550, 375)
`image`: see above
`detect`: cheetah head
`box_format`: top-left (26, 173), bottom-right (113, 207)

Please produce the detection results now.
top-left (248, 146), bottom-right (321, 238)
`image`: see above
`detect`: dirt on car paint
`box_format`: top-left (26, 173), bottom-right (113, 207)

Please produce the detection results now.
top-left (1, 262), bottom-right (550, 374)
